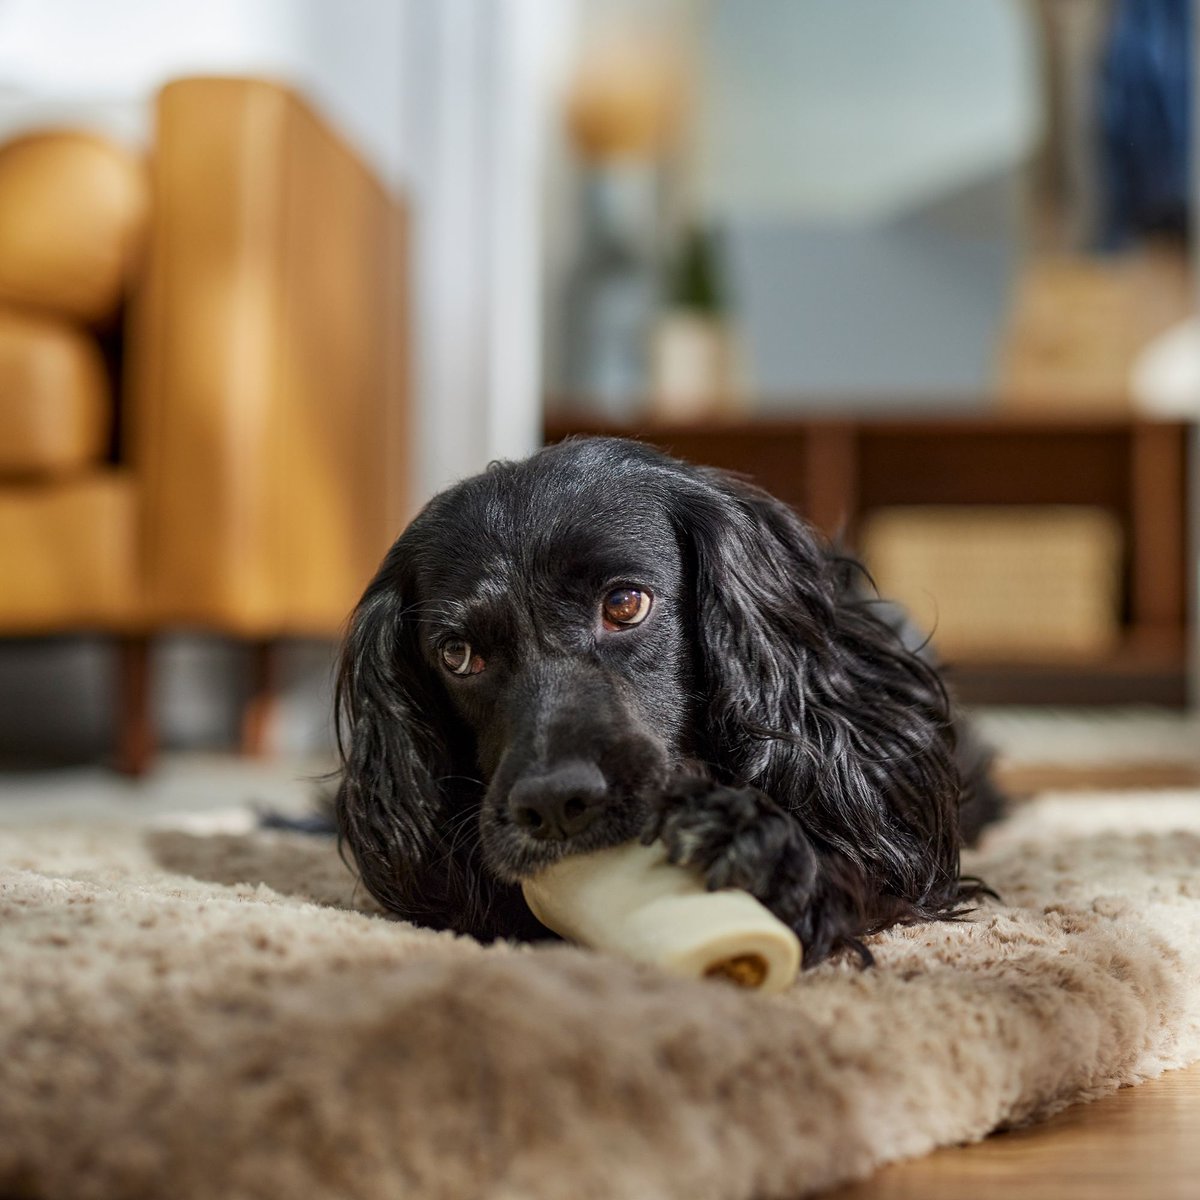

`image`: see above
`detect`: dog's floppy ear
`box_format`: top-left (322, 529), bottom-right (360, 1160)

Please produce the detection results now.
top-left (334, 546), bottom-right (470, 928)
top-left (674, 466), bottom-right (963, 918)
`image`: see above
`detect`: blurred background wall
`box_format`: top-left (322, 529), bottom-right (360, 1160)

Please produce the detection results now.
top-left (545, 0), bottom-right (1043, 406)
top-left (0, 0), bottom-right (407, 179)
top-left (698, 0), bottom-right (1038, 404)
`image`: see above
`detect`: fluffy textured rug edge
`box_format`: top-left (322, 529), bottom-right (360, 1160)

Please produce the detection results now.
top-left (3, 791), bottom-right (1200, 1200)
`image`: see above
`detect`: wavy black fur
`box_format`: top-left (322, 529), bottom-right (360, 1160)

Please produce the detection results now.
top-left (335, 437), bottom-right (1003, 965)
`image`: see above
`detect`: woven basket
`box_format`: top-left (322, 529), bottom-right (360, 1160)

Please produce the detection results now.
top-left (860, 506), bottom-right (1124, 662)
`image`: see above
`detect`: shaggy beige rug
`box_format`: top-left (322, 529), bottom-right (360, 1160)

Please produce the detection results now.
top-left (3, 791), bottom-right (1200, 1200)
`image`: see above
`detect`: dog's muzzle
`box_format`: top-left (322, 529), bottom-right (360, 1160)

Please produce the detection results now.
top-left (479, 658), bottom-right (668, 878)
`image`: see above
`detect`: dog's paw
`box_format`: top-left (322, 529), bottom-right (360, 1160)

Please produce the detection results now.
top-left (640, 777), bottom-right (817, 925)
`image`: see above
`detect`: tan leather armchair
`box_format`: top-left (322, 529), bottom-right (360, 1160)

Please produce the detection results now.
top-left (0, 78), bottom-right (407, 770)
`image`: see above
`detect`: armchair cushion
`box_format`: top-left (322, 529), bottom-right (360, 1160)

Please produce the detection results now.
top-left (0, 472), bottom-right (137, 631)
top-left (0, 308), bottom-right (111, 478)
top-left (127, 79), bottom-right (403, 636)
top-left (0, 132), bottom-right (148, 325)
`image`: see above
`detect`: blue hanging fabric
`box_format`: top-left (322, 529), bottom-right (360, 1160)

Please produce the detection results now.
top-left (1097, 0), bottom-right (1192, 250)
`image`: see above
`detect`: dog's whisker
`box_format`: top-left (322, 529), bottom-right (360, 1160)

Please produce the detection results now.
top-left (436, 774), bottom-right (487, 789)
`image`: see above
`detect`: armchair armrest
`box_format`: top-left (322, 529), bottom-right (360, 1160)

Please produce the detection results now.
top-left (127, 77), bottom-right (407, 636)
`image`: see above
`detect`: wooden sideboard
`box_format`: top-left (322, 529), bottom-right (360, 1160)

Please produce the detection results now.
top-left (545, 411), bottom-right (1194, 706)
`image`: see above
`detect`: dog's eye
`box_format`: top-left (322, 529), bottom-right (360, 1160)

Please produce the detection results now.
top-left (602, 587), bottom-right (652, 630)
top-left (440, 639), bottom-right (484, 676)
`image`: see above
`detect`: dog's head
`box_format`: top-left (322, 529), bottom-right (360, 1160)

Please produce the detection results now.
top-left (336, 439), bottom-right (699, 930)
top-left (336, 436), bottom-right (961, 940)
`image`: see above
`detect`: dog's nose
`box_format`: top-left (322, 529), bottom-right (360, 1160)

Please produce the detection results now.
top-left (508, 760), bottom-right (606, 841)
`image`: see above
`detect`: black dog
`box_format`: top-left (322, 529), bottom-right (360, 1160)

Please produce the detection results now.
top-left (335, 436), bottom-right (1001, 965)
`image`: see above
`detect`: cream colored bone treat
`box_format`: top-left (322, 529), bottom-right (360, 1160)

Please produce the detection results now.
top-left (521, 840), bottom-right (801, 993)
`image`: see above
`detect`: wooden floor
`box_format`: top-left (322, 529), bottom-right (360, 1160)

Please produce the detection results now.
top-left (830, 759), bottom-right (1200, 1200)
top-left (831, 1062), bottom-right (1200, 1200)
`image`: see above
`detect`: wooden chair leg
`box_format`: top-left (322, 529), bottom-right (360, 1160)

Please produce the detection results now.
top-left (115, 635), bottom-right (154, 776)
top-left (240, 638), bottom-right (279, 757)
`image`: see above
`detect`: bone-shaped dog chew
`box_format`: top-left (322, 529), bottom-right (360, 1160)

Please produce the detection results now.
top-left (521, 840), bottom-right (802, 993)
